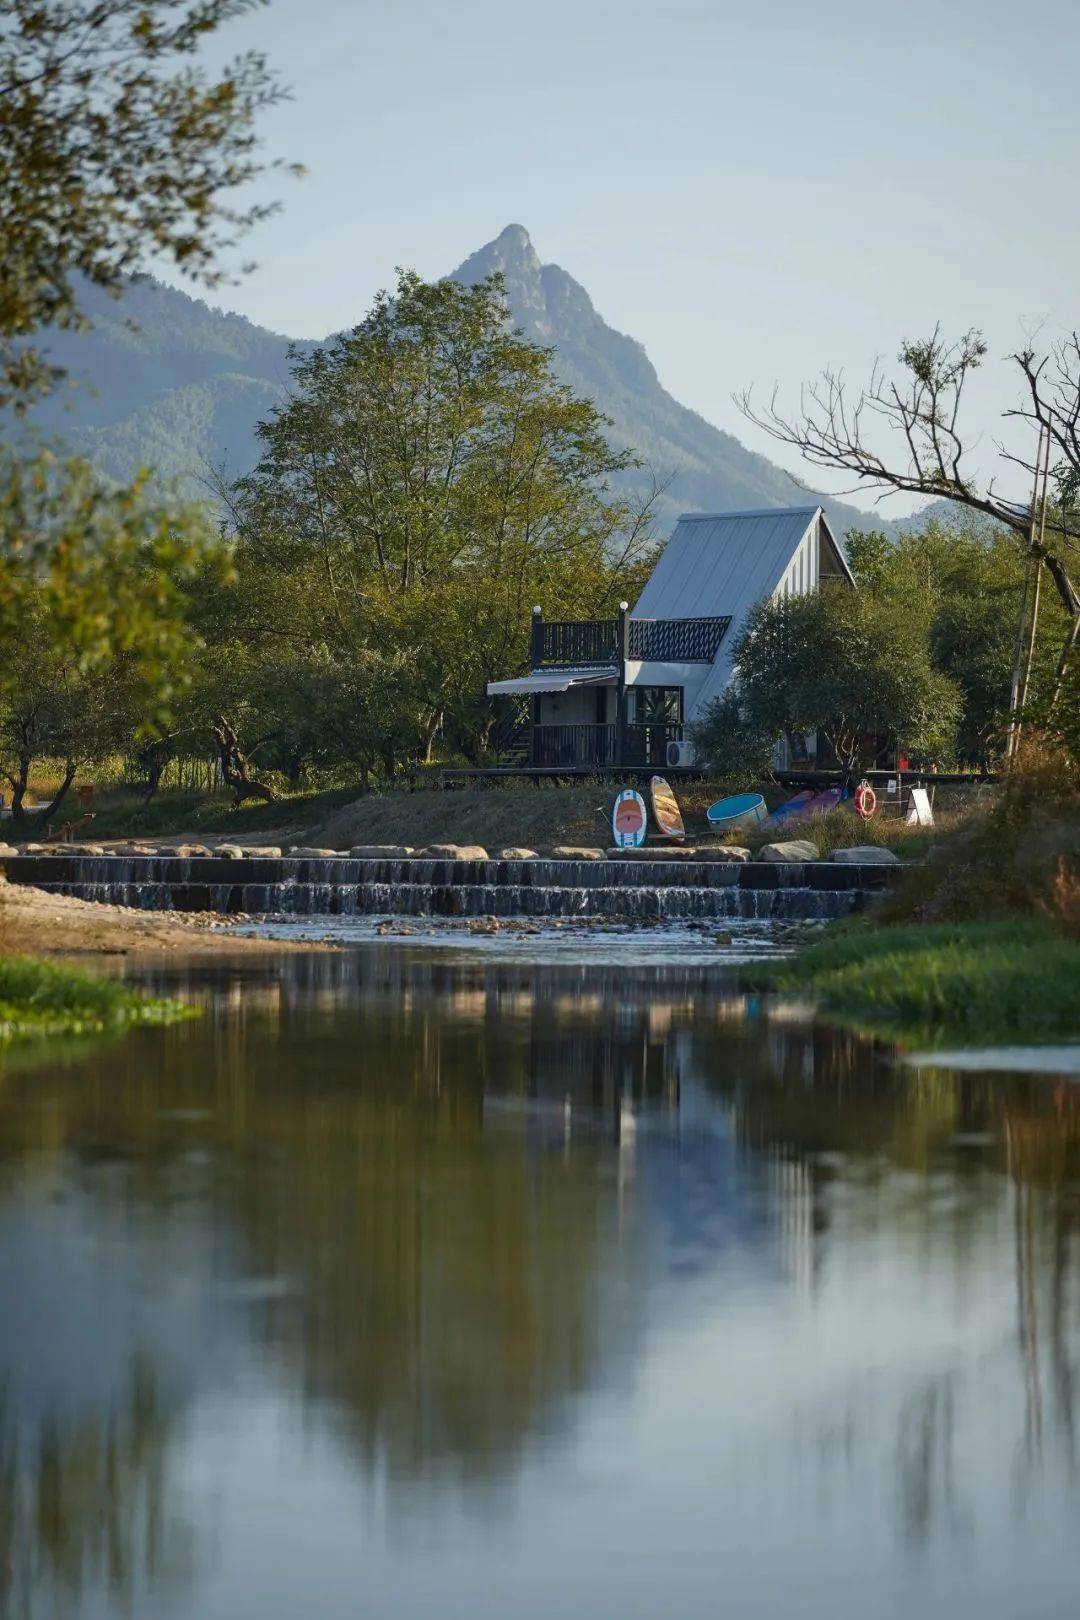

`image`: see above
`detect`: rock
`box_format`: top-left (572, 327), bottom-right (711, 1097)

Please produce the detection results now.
top-left (698, 845), bottom-right (752, 862)
top-left (418, 844), bottom-right (489, 860)
top-left (467, 917), bottom-right (501, 934)
top-left (112, 843), bottom-right (159, 856)
top-left (759, 839), bottom-right (819, 863)
top-left (62, 843), bottom-right (105, 856)
top-left (157, 844), bottom-right (211, 857)
top-left (349, 844), bottom-right (415, 858)
top-left (0, 842), bottom-right (19, 857)
top-left (19, 843), bottom-right (49, 854)
top-left (493, 847), bottom-right (539, 860)
top-left (550, 846), bottom-right (605, 860)
top-left (831, 845), bottom-right (900, 864)
top-left (287, 846), bottom-right (339, 858)
top-left (243, 846), bottom-right (282, 858)
top-left (213, 844), bottom-right (246, 859)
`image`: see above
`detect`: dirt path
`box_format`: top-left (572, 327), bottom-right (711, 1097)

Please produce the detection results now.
top-left (0, 877), bottom-right (327, 958)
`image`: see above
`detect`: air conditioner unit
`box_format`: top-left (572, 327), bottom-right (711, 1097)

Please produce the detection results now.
top-left (666, 739), bottom-right (696, 768)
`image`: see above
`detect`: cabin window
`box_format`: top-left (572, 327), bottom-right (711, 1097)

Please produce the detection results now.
top-left (630, 687), bottom-right (683, 725)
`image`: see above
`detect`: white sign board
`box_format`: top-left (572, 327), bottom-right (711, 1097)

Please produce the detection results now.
top-left (905, 787), bottom-right (934, 827)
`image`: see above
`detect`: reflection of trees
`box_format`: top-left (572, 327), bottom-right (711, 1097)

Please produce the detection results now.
top-left (0, 1356), bottom-right (193, 1619)
top-left (3, 947), bottom-right (1080, 1583)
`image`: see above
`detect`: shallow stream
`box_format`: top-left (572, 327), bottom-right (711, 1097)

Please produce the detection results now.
top-left (2, 931), bottom-right (1079, 1618)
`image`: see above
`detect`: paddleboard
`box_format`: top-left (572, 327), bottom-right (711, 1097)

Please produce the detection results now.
top-left (706, 791), bottom-right (768, 833)
top-left (649, 775), bottom-right (685, 841)
top-left (611, 788), bottom-right (648, 848)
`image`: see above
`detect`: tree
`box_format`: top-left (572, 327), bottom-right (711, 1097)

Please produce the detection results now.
top-left (0, 453), bottom-right (219, 824)
top-left (688, 689), bottom-right (776, 788)
top-left (846, 518), bottom-right (1067, 768)
top-left (0, 0), bottom-right (297, 408)
top-left (696, 585), bottom-right (961, 779)
top-left (737, 328), bottom-right (1080, 720)
top-left (0, 448), bottom-right (217, 693)
top-left (219, 270), bottom-right (659, 771)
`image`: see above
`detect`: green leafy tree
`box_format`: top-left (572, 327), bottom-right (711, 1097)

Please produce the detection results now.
top-left (846, 519), bottom-right (1067, 767)
top-left (0, 453), bottom-right (220, 823)
top-left (220, 270), bottom-right (659, 770)
top-left (0, 0), bottom-right (296, 408)
top-left (696, 585), bottom-right (961, 778)
top-left (0, 449), bottom-right (217, 691)
top-left (688, 690), bottom-right (775, 788)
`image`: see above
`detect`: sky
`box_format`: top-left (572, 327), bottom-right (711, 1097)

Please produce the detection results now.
top-left (186, 0), bottom-right (1080, 513)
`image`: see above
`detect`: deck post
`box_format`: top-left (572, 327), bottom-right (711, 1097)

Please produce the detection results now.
top-left (530, 604), bottom-right (544, 669)
top-left (616, 601), bottom-right (630, 767)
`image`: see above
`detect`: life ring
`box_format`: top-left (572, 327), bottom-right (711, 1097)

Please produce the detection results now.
top-left (854, 782), bottom-right (877, 820)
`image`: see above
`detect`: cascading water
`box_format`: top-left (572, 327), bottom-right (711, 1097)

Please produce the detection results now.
top-left (2, 853), bottom-right (898, 923)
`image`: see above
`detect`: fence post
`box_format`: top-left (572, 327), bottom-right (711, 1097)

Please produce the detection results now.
top-left (616, 601), bottom-right (630, 767)
top-left (530, 605), bottom-right (544, 668)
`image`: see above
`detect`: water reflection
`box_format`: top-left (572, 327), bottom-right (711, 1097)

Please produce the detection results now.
top-left (0, 948), bottom-right (1079, 1619)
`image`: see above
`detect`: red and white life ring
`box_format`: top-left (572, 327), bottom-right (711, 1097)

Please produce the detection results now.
top-left (854, 782), bottom-right (878, 820)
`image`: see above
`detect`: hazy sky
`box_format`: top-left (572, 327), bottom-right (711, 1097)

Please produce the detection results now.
top-left (189, 0), bottom-right (1079, 512)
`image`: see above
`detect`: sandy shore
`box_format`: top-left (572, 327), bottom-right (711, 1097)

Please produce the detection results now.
top-left (0, 877), bottom-right (325, 957)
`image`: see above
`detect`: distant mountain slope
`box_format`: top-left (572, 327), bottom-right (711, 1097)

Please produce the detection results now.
top-left (20, 228), bottom-right (907, 535)
top-left (453, 225), bottom-right (883, 536)
top-left (24, 277), bottom-right (300, 492)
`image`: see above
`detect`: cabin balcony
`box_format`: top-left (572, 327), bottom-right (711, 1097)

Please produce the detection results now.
top-left (532, 612), bottom-right (731, 669)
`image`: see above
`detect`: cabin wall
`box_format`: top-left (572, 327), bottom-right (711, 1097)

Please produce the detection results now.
top-left (536, 688), bottom-right (613, 726)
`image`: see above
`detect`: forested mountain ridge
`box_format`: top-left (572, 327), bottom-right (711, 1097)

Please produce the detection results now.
top-left (21, 225), bottom-right (904, 535)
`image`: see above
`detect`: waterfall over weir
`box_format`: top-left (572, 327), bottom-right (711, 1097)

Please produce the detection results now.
top-left (2, 854), bottom-right (898, 923)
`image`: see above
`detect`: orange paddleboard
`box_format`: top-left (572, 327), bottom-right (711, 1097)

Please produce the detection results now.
top-left (649, 775), bottom-right (685, 841)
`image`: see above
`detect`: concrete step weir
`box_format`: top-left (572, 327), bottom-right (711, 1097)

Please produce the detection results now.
top-left (2, 852), bottom-right (900, 922)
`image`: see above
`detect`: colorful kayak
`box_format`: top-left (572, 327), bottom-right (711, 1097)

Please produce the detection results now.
top-left (785, 786), bottom-right (850, 821)
top-left (766, 789), bottom-right (815, 825)
top-left (706, 791), bottom-right (767, 834)
top-left (611, 788), bottom-right (647, 848)
top-left (649, 775), bottom-right (686, 840)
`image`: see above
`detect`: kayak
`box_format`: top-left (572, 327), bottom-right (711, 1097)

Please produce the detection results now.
top-left (766, 789), bottom-right (815, 825)
top-left (784, 786), bottom-right (850, 821)
top-left (706, 792), bottom-right (768, 834)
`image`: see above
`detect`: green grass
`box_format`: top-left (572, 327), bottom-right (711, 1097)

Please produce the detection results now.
top-left (44, 784), bottom-right (360, 842)
top-left (0, 955), bottom-right (198, 1044)
top-left (740, 919), bottom-right (1080, 1044)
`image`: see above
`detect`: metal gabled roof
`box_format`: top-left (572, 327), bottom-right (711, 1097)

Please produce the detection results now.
top-left (631, 505), bottom-right (852, 715)
top-left (634, 506), bottom-right (819, 621)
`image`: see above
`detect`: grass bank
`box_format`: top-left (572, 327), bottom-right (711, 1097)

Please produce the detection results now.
top-left (741, 920), bottom-right (1080, 1044)
top-left (0, 955), bottom-right (197, 1043)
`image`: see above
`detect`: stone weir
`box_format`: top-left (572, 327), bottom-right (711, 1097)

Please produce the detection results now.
top-left (2, 853), bottom-right (900, 922)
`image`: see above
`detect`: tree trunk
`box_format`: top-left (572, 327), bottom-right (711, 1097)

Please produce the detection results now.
top-left (6, 755), bottom-right (31, 826)
top-left (40, 761), bottom-right (78, 834)
top-left (210, 716), bottom-right (276, 805)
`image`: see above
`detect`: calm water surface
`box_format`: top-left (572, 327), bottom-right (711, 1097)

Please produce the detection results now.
top-left (2, 942), bottom-right (1079, 1619)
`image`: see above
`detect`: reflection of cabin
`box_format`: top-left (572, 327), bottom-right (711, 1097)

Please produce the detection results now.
top-left (487, 506), bottom-right (853, 769)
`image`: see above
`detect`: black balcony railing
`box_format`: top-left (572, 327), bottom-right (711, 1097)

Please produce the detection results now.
top-left (627, 616), bottom-right (730, 663)
top-left (530, 722), bottom-right (683, 769)
top-left (536, 619), bottom-right (619, 667)
top-left (534, 614), bottom-right (729, 668)
top-left (532, 723), bottom-right (616, 767)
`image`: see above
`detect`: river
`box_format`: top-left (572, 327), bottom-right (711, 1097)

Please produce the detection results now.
top-left (1, 937), bottom-right (1078, 1618)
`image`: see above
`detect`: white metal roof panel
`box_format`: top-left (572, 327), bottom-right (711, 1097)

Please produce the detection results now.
top-left (633, 507), bottom-right (821, 622)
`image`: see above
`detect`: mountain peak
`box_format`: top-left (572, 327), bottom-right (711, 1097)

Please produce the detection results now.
top-left (493, 222), bottom-right (534, 253)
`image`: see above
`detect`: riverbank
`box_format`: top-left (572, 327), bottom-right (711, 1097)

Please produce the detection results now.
top-left (0, 875), bottom-right (333, 957)
top-left (740, 919), bottom-right (1080, 1044)
top-left (0, 953), bottom-right (196, 1043)
top-left (8, 777), bottom-right (962, 859)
